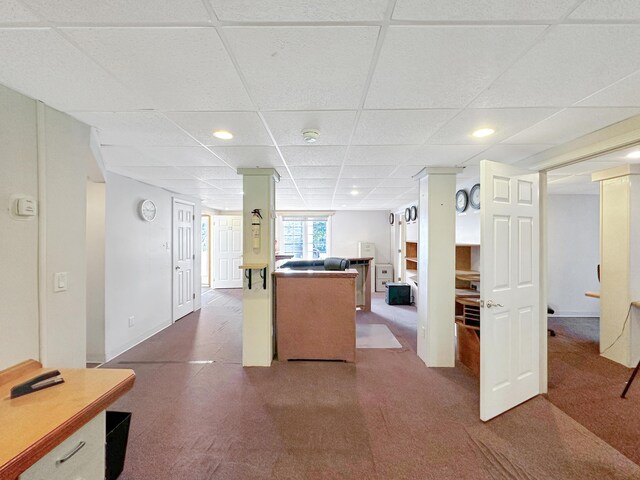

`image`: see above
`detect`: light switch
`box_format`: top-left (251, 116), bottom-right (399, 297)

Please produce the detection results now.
top-left (54, 272), bottom-right (68, 292)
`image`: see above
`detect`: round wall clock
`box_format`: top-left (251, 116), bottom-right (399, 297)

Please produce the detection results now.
top-left (139, 199), bottom-right (157, 222)
top-left (405, 208), bottom-right (411, 222)
top-left (410, 205), bottom-right (418, 221)
top-left (389, 212), bottom-right (395, 225)
top-left (456, 189), bottom-right (468, 213)
top-left (470, 184), bottom-right (481, 210)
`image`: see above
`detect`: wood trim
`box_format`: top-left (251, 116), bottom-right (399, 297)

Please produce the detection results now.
top-left (0, 365), bottom-right (135, 480)
top-left (0, 360), bottom-right (41, 389)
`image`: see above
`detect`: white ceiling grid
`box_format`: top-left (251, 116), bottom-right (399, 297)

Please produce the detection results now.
top-left (1, 1), bottom-right (640, 208)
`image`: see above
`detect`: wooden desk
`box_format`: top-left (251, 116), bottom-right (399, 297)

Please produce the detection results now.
top-left (0, 360), bottom-right (135, 480)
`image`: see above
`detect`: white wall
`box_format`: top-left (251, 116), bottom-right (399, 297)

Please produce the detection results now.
top-left (41, 106), bottom-right (90, 367)
top-left (0, 84), bottom-right (39, 369)
top-left (548, 194), bottom-right (600, 317)
top-left (0, 83), bottom-right (91, 369)
top-left (331, 210), bottom-right (392, 264)
top-left (104, 173), bottom-right (201, 361)
top-left (86, 181), bottom-right (106, 363)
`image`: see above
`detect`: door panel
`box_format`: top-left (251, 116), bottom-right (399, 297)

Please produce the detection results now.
top-left (173, 200), bottom-right (195, 321)
top-left (213, 215), bottom-right (243, 288)
top-left (480, 160), bottom-right (540, 421)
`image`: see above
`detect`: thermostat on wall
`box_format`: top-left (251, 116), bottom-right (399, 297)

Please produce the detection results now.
top-left (11, 195), bottom-right (37, 218)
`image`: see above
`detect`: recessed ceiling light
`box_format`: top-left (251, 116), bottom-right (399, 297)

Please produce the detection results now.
top-left (626, 150), bottom-right (640, 159)
top-left (341, 204), bottom-right (347, 207)
top-left (213, 130), bottom-right (233, 140)
top-left (350, 190), bottom-right (359, 196)
top-left (472, 128), bottom-right (495, 138)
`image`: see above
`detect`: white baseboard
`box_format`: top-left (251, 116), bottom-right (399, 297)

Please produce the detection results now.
top-left (549, 311), bottom-right (599, 318)
top-left (105, 320), bottom-right (172, 363)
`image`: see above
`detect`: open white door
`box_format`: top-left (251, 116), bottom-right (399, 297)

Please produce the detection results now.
top-left (480, 160), bottom-right (540, 421)
top-left (213, 215), bottom-right (242, 288)
top-left (173, 199), bottom-right (195, 321)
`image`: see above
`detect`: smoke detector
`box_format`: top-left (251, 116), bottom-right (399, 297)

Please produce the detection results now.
top-left (302, 129), bottom-right (320, 144)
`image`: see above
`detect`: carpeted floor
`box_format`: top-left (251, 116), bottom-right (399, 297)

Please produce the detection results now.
top-left (102, 291), bottom-right (640, 479)
top-left (546, 316), bottom-right (640, 466)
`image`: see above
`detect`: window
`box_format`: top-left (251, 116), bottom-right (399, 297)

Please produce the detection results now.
top-left (280, 216), bottom-right (330, 260)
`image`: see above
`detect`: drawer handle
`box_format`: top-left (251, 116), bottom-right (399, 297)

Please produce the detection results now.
top-left (56, 441), bottom-right (86, 466)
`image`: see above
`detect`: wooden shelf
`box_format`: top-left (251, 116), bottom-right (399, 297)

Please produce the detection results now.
top-left (455, 288), bottom-right (479, 298)
top-left (239, 263), bottom-right (268, 269)
top-left (456, 269), bottom-right (480, 282)
top-left (405, 257), bottom-right (418, 263)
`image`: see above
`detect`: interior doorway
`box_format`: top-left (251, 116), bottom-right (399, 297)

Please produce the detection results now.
top-left (172, 198), bottom-right (195, 321)
top-left (213, 215), bottom-right (243, 289)
top-left (201, 214), bottom-right (211, 288)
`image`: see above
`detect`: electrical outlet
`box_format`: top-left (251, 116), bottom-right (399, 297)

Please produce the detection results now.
top-left (128, 316), bottom-right (135, 328)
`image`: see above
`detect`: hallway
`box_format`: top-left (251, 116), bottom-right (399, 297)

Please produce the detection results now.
top-left (103, 291), bottom-right (640, 479)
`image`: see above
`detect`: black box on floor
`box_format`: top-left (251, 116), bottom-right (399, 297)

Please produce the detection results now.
top-left (106, 411), bottom-right (132, 480)
top-left (385, 282), bottom-right (411, 305)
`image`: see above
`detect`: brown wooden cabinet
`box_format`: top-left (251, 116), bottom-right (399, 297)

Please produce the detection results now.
top-left (454, 245), bottom-right (480, 375)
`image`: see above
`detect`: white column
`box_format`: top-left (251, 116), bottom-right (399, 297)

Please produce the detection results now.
top-left (238, 168), bottom-right (279, 367)
top-left (593, 165), bottom-right (640, 367)
top-left (414, 167), bottom-right (463, 367)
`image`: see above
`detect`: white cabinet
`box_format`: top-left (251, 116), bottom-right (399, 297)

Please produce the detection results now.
top-left (20, 412), bottom-right (105, 480)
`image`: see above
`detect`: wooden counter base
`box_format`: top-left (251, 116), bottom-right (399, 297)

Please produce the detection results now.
top-left (274, 269), bottom-right (358, 362)
top-left (0, 360), bottom-right (135, 480)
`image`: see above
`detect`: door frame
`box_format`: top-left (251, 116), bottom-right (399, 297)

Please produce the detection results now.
top-left (212, 214), bottom-right (243, 289)
top-left (201, 213), bottom-right (212, 288)
top-left (172, 198), bottom-right (196, 323)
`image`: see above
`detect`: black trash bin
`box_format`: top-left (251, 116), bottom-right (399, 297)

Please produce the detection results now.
top-left (106, 411), bottom-right (132, 480)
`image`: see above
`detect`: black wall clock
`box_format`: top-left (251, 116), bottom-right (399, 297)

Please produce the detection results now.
top-left (410, 205), bottom-right (418, 221)
top-left (456, 189), bottom-right (468, 213)
top-left (389, 212), bottom-right (394, 225)
top-left (470, 184), bottom-right (481, 209)
top-left (405, 208), bottom-right (411, 222)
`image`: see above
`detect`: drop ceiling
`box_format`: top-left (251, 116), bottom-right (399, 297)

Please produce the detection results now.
top-left (2, 1), bottom-right (640, 210)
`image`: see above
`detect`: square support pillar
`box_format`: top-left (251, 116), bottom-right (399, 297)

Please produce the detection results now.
top-left (238, 168), bottom-right (280, 367)
top-left (413, 167), bottom-right (463, 367)
top-left (593, 165), bottom-right (640, 367)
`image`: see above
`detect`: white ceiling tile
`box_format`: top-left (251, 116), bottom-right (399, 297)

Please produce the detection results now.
top-left (0, 29), bottom-right (149, 111)
top-left (353, 110), bottom-right (457, 145)
top-left (376, 177), bottom-right (415, 188)
top-left (109, 165), bottom-right (195, 180)
top-left (276, 178), bottom-right (296, 189)
top-left (166, 111), bottom-right (272, 146)
top-left (299, 188), bottom-right (334, 195)
top-left (472, 26), bottom-right (640, 108)
top-left (135, 146), bottom-right (227, 167)
top-left (289, 166), bottom-right (340, 179)
top-left (577, 70), bottom-right (640, 107)
top-left (204, 178), bottom-right (244, 188)
top-left (262, 110), bottom-right (357, 146)
top-left (210, 146), bottom-right (283, 168)
top-left (346, 145), bottom-right (419, 165)
top-left (393, 0), bottom-right (576, 21)
top-left (341, 165), bottom-right (395, 178)
top-left (372, 187), bottom-right (410, 195)
top-left (72, 111), bottom-right (198, 146)
top-left (0, 1), bottom-right (42, 24)
top-left (366, 26), bottom-right (545, 109)
top-left (296, 178), bottom-right (337, 188)
top-left (21, 0), bottom-right (212, 24)
top-left (223, 26), bottom-right (379, 110)
top-left (101, 146), bottom-right (164, 167)
top-left (389, 165), bottom-right (425, 178)
top-left (428, 108), bottom-right (559, 144)
top-left (181, 166), bottom-right (241, 180)
top-left (569, 0), bottom-right (640, 20)
top-left (503, 108), bottom-right (640, 145)
top-left (466, 144), bottom-right (554, 165)
top-left (280, 146), bottom-right (347, 166)
top-left (63, 28), bottom-right (252, 111)
top-left (409, 145), bottom-right (488, 165)
top-left (338, 178), bottom-right (381, 187)
top-left (210, 0), bottom-right (388, 22)
top-left (156, 179), bottom-right (218, 189)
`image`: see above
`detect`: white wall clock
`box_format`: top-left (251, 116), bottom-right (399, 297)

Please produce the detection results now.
top-left (139, 199), bottom-right (157, 222)
top-left (456, 189), bottom-right (468, 213)
top-left (470, 184), bottom-right (481, 210)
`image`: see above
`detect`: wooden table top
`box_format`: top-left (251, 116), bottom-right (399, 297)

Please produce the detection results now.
top-left (0, 360), bottom-right (135, 479)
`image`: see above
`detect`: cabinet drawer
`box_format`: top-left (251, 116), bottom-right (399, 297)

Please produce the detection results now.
top-left (20, 412), bottom-right (105, 480)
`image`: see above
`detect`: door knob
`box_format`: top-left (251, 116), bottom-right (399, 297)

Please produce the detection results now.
top-left (175, 266), bottom-right (181, 271)
top-left (486, 300), bottom-right (503, 309)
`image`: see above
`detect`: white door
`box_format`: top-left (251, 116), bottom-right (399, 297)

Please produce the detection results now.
top-left (173, 199), bottom-right (195, 321)
top-left (480, 160), bottom-right (540, 421)
top-left (213, 215), bottom-right (243, 288)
